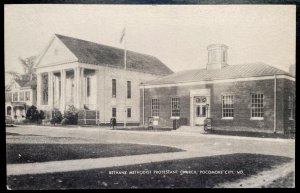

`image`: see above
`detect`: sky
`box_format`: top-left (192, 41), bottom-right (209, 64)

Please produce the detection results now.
top-left (5, 4), bottom-right (296, 79)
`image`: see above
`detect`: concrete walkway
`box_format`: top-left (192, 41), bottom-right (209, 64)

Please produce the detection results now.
top-left (7, 150), bottom-right (227, 176)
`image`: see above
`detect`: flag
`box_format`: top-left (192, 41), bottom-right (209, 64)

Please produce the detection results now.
top-left (120, 27), bottom-right (126, 43)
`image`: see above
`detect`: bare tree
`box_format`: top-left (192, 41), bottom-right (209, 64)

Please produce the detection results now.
top-left (18, 55), bottom-right (38, 80)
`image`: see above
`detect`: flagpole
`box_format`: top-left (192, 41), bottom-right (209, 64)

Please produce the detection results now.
top-left (124, 28), bottom-right (127, 129)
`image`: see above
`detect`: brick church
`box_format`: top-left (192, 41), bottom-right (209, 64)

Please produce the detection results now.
top-left (140, 44), bottom-right (295, 134)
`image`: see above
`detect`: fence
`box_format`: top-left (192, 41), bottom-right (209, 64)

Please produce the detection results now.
top-left (78, 110), bottom-right (100, 125)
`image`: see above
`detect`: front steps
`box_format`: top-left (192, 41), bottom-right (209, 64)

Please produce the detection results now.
top-left (174, 125), bottom-right (205, 133)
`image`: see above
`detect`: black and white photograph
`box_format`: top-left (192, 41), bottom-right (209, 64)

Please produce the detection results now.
top-left (4, 3), bottom-right (295, 189)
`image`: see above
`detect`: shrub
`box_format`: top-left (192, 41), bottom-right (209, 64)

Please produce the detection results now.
top-left (62, 105), bottom-right (78, 125)
top-left (25, 105), bottom-right (45, 123)
top-left (50, 109), bottom-right (63, 125)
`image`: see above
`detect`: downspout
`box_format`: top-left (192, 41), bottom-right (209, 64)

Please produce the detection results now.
top-left (143, 85), bottom-right (145, 126)
top-left (274, 74), bottom-right (277, 133)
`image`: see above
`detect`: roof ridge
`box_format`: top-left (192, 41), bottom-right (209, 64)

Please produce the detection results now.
top-left (55, 33), bottom-right (161, 60)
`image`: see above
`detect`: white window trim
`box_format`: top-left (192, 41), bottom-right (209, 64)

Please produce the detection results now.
top-left (288, 96), bottom-right (294, 120)
top-left (19, 92), bottom-right (25, 102)
top-left (222, 117), bottom-right (234, 120)
top-left (112, 107), bottom-right (117, 118)
top-left (221, 95), bottom-right (234, 119)
top-left (250, 117), bottom-right (264, 120)
top-left (151, 98), bottom-right (160, 117)
top-left (170, 97), bottom-right (180, 117)
top-left (250, 93), bottom-right (264, 119)
top-left (127, 107), bottom-right (132, 119)
top-left (127, 80), bottom-right (132, 99)
top-left (12, 92), bottom-right (18, 102)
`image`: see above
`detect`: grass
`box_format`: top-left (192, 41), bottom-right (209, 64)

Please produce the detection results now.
top-left (7, 153), bottom-right (292, 189)
top-left (209, 130), bottom-right (295, 139)
top-left (264, 172), bottom-right (294, 188)
top-left (6, 143), bottom-right (184, 164)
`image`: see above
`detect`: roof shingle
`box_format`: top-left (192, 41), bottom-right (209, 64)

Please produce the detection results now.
top-left (143, 63), bottom-right (293, 85)
top-left (55, 34), bottom-right (173, 76)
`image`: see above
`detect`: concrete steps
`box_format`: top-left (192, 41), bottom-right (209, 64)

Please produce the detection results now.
top-left (174, 126), bottom-right (205, 133)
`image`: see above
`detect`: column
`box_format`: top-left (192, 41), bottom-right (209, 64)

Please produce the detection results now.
top-left (75, 67), bottom-right (81, 109)
top-left (60, 69), bottom-right (66, 111)
top-left (78, 68), bottom-right (83, 109)
top-left (36, 73), bottom-right (41, 108)
top-left (48, 72), bottom-right (54, 110)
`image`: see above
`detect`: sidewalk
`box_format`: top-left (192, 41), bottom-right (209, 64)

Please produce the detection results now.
top-left (7, 150), bottom-right (225, 176)
top-left (9, 125), bottom-right (295, 144)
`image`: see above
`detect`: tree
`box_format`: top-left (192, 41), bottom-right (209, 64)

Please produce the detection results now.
top-left (18, 55), bottom-right (37, 81)
top-left (7, 55), bottom-right (38, 82)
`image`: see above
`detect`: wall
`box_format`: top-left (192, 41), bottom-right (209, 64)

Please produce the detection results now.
top-left (96, 65), bottom-right (162, 125)
top-left (141, 77), bottom-right (294, 133)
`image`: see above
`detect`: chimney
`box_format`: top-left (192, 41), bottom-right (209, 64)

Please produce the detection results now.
top-left (207, 44), bottom-right (228, 70)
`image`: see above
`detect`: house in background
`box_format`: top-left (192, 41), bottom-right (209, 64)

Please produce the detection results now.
top-left (141, 44), bottom-right (295, 134)
top-left (34, 34), bottom-right (173, 125)
top-left (5, 78), bottom-right (37, 121)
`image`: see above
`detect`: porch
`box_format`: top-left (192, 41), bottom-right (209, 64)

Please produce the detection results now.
top-left (37, 66), bottom-right (98, 112)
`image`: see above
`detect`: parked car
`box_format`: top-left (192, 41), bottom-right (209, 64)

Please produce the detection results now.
top-left (5, 116), bottom-right (14, 127)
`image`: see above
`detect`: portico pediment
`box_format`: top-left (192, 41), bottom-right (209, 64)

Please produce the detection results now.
top-left (35, 36), bottom-right (78, 68)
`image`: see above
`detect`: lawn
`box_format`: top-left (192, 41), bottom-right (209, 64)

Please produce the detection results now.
top-left (7, 153), bottom-right (292, 189)
top-left (6, 143), bottom-right (184, 164)
top-left (209, 130), bottom-right (295, 139)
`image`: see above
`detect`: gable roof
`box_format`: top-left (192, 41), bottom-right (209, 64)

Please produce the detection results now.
top-left (143, 63), bottom-right (293, 85)
top-left (55, 34), bottom-right (173, 76)
top-left (6, 79), bottom-right (37, 91)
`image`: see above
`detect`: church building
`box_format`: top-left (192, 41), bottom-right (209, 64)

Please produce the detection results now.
top-left (34, 34), bottom-right (173, 125)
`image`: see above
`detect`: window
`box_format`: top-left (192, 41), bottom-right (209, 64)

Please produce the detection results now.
top-left (127, 108), bottom-right (131, 118)
top-left (171, 97), bottom-right (180, 117)
top-left (41, 73), bottom-right (49, 105)
top-left (25, 91), bottom-right (30, 101)
top-left (127, 81), bottom-right (131, 99)
top-left (151, 99), bottom-right (160, 117)
top-left (222, 95), bottom-right (234, 118)
top-left (112, 108), bottom-right (116, 117)
top-left (251, 94), bottom-right (264, 118)
top-left (19, 92), bottom-right (25, 101)
top-left (222, 51), bottom-right (226, 62)
top-left (86, 77), bottom-right (91, 97)
top-left (211, 51), bottom-right (217, 63)
top-left (5, 92), bottom-right (12, 102)
top-left (112, 79), bottom-right (116, 98)
top-left (13, 92), bottom-right (18, 101)
top-left (196, 105), bottom-right (207, 117)
top-left (59, 81), bottom-right (61, 99)
top-left (288, 96), bottom-right (294, 119)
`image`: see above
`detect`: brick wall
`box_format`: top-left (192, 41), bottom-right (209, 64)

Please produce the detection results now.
top-left (141, 78), bottom-right (294, 133)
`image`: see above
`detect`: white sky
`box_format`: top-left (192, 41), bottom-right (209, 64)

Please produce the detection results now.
top-left (5, 4), bottom-right (296, 77)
